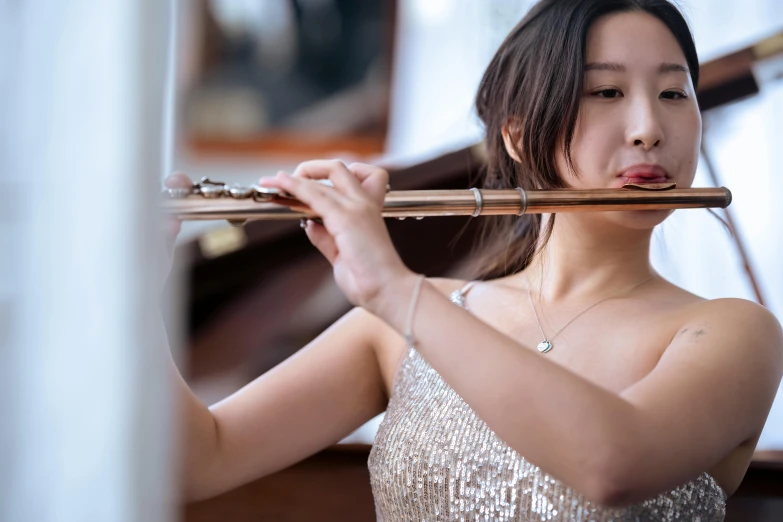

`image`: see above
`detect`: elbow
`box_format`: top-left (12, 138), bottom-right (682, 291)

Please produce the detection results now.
top-left (583, 429), bottom-right (643, 508)
top-left (182, 465), bottom-right (222, 504)
top-left (582, 460), bottom-right (637, 508)
top-left (182, 474), bottom-right (210, 504)
top-left (182, 415), bottom-right (223, 504)
top-left (183, 485), bottom-right (215, 505)
top-left (182, 484), bottom-right (201, 505)
top-left (587, 479), bottom-right (635, 509)
top-left (181, 465), bottom-right (212, 504)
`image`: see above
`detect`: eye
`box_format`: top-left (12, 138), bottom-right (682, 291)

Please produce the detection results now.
top-left (661, 90), bottom-right (688, 100)
top-left (593, 88), bottom-right (623, 99)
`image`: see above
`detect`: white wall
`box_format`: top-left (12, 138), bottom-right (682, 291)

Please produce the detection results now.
top-left (0, 2), bottom-right (176, 521)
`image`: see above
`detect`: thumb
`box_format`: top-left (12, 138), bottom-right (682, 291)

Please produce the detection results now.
top-left (304, 220), bottom-right (338, 264)
top-left (164, 171), bottom-right (192, 189)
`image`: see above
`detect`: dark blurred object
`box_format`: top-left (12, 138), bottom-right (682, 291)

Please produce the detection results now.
top-left (185, 0), bottom-right (396, 156)
top-left (724, 451), bottom-right (783, 521)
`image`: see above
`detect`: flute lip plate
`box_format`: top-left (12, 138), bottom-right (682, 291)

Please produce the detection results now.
top-left (621, 182), bottom-right (677, 191)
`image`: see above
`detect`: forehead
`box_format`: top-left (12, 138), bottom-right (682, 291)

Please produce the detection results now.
top-left (585, 11), bottom-right (687, 67)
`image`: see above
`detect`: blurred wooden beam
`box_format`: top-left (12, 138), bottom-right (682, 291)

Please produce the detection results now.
top-left (698, 31), bottom-right (783, 111)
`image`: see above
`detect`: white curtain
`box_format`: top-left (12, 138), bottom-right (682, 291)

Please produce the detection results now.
top-left (1, 1), bottom-right (177, 521)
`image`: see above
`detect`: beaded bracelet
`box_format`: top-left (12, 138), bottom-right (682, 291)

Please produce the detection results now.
top-left (403, 274), bottom-right (426, 348)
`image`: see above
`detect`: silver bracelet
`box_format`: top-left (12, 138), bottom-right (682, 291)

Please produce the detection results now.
top-left (404, 274), bottom-right (426, 347)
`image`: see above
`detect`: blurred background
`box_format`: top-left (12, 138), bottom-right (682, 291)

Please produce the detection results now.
top-left (2, 1), bottom-right (782, 521)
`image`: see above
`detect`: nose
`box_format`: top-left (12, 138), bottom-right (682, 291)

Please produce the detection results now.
top-left (626, 97), bottom-right (664, 151)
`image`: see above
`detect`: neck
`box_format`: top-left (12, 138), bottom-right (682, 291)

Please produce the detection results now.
top-left (519, 214), bottom-right (656, 303)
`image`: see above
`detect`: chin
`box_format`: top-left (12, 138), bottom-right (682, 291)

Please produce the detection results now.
top-left (605, 209), bottom-right (674, 229)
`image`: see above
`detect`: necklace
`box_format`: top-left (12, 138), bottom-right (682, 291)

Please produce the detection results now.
top-left (525, 275), bottom-right (654, 354)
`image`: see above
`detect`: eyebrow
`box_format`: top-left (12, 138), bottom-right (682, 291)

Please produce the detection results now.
top-left (584, 61), bottom-right (690, 74)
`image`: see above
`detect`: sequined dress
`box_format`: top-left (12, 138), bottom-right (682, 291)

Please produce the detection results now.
top-left (367, 283), bottom-right (727, 521)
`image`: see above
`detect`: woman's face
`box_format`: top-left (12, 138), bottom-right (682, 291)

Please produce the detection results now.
top-left (557, 11), bottom-right (702, 228)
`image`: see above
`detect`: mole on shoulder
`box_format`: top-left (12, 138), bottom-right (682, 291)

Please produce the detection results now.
top-left (694, 329), bottom-right (706, 337)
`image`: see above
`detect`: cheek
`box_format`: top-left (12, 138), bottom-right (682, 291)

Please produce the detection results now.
top-left (669, 110), bottom-right (701, 184)
top-left (561, 117), bottom-right (615, 186)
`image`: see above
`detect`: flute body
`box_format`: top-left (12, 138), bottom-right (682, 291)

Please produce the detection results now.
top-left (162, 180), bottom-right (731, 222)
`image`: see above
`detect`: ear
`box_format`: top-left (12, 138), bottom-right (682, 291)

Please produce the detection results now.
top-left (501, 120), bottom-right (522, 163)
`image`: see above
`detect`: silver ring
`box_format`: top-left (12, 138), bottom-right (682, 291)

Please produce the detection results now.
top-left (300, 218), bottom-right (307, 229)
top-left (516, 187), bottom-right (527, 216)
top-left (470, 187), bottom-right (483, 217)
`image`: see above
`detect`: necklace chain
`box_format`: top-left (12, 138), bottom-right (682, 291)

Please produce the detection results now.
top-left (525, 275), bottom-right (654, 353)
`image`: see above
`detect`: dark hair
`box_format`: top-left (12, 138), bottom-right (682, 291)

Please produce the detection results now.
top-left (467, 0), bottom-right (699, 280)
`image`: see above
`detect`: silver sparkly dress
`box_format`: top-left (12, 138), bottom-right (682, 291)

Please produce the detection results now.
top-left (367, 283), bottom-right (727, 521)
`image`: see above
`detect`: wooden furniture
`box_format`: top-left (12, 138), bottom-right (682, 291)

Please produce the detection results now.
top-left (184, 445), bottom-right (376, 522)
top-left (184, 447), bottom-right (783, 521)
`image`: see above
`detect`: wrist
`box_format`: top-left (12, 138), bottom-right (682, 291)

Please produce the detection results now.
top-left (364, 269), bottom-right (420, 332)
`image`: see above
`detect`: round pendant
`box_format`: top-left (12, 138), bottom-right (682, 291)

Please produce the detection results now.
top-left (537, 340), bottom-right (553, 353)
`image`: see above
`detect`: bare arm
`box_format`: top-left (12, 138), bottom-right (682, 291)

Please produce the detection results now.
top-left (177, 307), bottom-right (390, 502)
top-left (618, 298), bottom-right (783, 501)
top-left (374, 276), bottom-right (783, 507)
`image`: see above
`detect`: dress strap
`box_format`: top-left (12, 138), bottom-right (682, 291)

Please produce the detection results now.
top-left (449, 280), bottom-right (477, 310)
top-left (458, 281), bottom-right (477, 295)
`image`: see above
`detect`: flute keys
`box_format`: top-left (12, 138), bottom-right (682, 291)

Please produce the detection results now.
top-left (228, 184), bottom-right (254, 199)
top-left (196, 177), bottom-right (228, 198)
top-left (200, 185), bottom-right (225, 198)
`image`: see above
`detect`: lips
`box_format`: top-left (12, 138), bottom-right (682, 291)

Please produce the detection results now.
top-left (618, 164), bottom-right (669, 184)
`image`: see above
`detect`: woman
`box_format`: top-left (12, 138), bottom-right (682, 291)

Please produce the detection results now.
top-left (166, 0), bottom-right (783, 520)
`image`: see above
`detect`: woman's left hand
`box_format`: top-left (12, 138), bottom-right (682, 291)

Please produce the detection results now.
top-left (258, 160), bottom-right (414, 313)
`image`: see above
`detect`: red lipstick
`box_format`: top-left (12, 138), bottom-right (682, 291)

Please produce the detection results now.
top-left (618, 164), bottom-right (669, 184)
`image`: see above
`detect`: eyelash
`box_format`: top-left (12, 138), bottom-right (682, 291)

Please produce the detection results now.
top-left (592, 88), bottom-right (688, 100)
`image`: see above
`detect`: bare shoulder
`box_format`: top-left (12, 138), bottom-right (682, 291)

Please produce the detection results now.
top-left (656, 279), bottom-right (780, 337)
top-left (686, 297), bottom-right (782, 333)
top-left (676, 297), bottom-right (783, 367)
